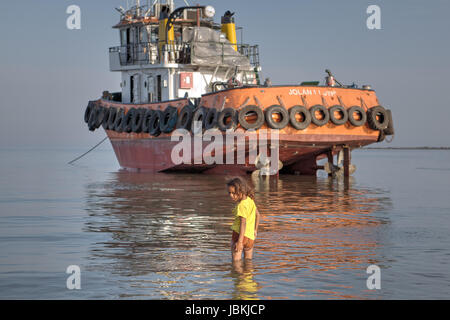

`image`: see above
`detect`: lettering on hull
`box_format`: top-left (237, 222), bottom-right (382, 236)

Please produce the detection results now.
top-left (288, 88), bottom-right (336, 97)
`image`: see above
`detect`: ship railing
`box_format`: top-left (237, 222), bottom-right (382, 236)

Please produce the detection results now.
top-left (238, 44), bottom-right (260, 68)
top-left (109, 42), bottom-right (160, 66)
top-left (109, 41), bottom-right (260, 68)
top-left (192, 42), bottom-right (259, 68)
top-left (176, 42), bottom-right (260, 68)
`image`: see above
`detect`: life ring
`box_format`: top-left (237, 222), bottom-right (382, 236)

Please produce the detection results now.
top-left (264, 105), bottom-right (289, 129)
top-left (131, 108), bottom-right (145, 133)
top-left (176, 105), bottom-right (194, 131)
top-left (113, 108), bottom-right (125, 133)
top-left (367, 106), bottom-right (389, 131)
top-left (160, 105), bottom-right (178, 133)
top-left (383, 109), bottom-right (394, 135)
top-left (217, 108), bottom-right (238, 131)
top-left (149, 110), bottom-right (163, 136)
top-left (347, 106), bottom-right (367, 126)
top-left (107, 107), bottom-right (117, 130)
top-left (289, 105), bottom-right (311, 130)
top-left (141, 109), bottom-right (154, 133)
top-left (328, 105), bottom-right (348, 126)
top-left (238, 105), bottom-right (265, 130)
top-left (123, 108), bottom-right (136, 133)
top-left (309, 105), bottom-right (329, 127)
top-left (191, 106), bottom-right (208, 134)
top-left (205, 108), bottom-right (219, 130)
top-left (101, 108), bottom-right (111, 130)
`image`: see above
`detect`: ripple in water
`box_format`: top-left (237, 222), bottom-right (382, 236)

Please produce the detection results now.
top-left (83, 172), bottom-right (392, 299)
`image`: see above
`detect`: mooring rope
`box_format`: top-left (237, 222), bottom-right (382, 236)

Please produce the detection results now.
top-left (67, 136), bottom-right (108, 165)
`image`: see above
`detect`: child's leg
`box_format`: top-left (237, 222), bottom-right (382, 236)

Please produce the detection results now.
top-left (233, 246), bottom-right (243, 261)
top-left (231, 240), bottom-right (243, 261)
top-left (243, 237), bottom-right (255, 259)
top-left (244, 248), bottom-right (254, 259)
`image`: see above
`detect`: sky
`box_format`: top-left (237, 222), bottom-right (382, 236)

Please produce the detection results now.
top-left (0, 0), bottom-right (449, 149)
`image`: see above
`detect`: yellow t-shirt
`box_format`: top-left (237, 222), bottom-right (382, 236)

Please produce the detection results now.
top-left (231, 197), bottom-right (256, 240)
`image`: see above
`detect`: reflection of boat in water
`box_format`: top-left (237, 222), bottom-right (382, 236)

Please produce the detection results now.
top-left (83, 171), bottom-right (391, 299)
top-left (83, 0), bottom-right (394, 176)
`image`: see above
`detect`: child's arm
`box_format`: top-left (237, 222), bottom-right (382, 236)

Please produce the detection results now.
top-left (254, 207), bottom-right (260, 238)
top-left (235, 217), bottom-right (246, 252)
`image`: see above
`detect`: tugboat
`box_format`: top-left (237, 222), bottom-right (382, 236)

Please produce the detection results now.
top-left (84, 0), bottom-right (394, 176)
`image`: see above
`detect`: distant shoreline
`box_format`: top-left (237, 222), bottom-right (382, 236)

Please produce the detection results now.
top-left (361, 147), bottom-right (450, 150)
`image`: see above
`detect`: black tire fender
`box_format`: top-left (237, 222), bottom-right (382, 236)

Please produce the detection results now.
top-left (383, 109), bottom-right (394, 135)
top-left (265, 105), bottom-right (289, 129)
top-left (101, 108), bottom-right (111, 130)
top-left (131, 108), bottom-right (146, 133)
top-left (191, 106), bottom-right (208, 134)
top-left (378, 130), bottom-right (386, 142)
top-left (367, 105), bottom-right (389, 131)
top-left (238, 105), bottom-right (265, 130)
top-left (141, 109), bottom-right (154, 133)
top-left (347, 106), bottom-right (367, 126)
top-left (113, 108), bottom-right (125, 133)
top-left (149, 110), bottom-right (163, 136)
top-left (94, 106), bottom-right (106, 129)
top-left (88, 106), bottom-right (98, 131)
top-left (328, 105), bottom-right (348, 126)
top-left (84, 101), bottom-right (95, 124)
top-left (289, 105), bottom-right (311, 130)
top-left (107, 107), bottom-right (117, 130)
top-left (160, 105), bottom-right (178, 133)
top-left (205, 108), bottom-right (219, 130)
top-left (176, 105), bottom-right (194, 131)
top-left (123, 108), bottom-right (136, 133)
top-left (310, 105), bottom-right (330, 127)
top-left (217, 108), bottom-right (238, 131)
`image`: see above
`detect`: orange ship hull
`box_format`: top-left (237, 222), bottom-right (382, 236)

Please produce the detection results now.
top-left (94, 85), bottom-right (383, 175)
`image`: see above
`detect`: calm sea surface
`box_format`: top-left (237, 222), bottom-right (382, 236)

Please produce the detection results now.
top-left (0, 146), bottom-right (449, 299)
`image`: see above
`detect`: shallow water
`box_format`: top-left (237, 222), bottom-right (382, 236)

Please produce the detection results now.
top-left (0, 146), bottom-right (449, 299)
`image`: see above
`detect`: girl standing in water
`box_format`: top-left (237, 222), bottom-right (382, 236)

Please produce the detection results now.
top-left (227, 177), bottom-right (260, 261)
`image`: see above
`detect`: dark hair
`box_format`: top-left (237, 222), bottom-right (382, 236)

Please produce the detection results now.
top-left (226, 176), bottom-right (255, 201)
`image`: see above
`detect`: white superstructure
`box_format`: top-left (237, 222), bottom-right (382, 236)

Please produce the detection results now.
top-left (108, 1), bottom-right (261, 104)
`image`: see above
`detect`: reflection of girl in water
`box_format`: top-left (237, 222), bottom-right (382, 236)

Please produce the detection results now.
top-left (232, 259), bottom-right (259, 299)
top-left (227, 177), bottom-right (260, 261)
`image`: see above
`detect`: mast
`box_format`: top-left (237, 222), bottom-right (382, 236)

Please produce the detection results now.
top-left (167, 0), bottom-right (174, 11)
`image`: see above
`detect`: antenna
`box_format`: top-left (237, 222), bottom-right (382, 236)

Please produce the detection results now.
top-left (115, 6), bottom-right (126, 15)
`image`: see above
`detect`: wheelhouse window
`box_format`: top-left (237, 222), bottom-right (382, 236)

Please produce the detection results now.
top-left (120, 29), bottom-right (127, 46)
